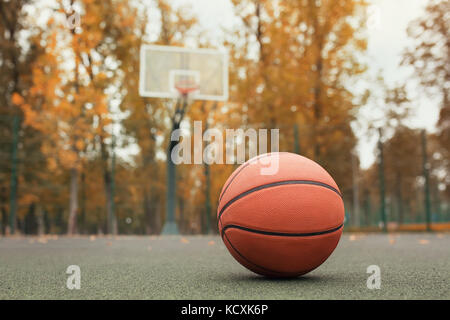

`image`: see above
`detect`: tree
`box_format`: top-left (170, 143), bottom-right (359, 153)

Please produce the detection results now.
top-left (121, 0), bottom-right (198, 234)
top-left (0, 0), bottom-right (49, 234)
top-left (402, 0), bottom-right (450, 172)
top-left (383, 126), bottom-right (422, 224)
top-left (15, 0), bottom-right (142, 235)
top-left (228, 0), bottom-right (369, 198)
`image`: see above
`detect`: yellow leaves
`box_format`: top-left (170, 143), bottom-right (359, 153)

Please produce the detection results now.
top-left (48, 157), bottom-right (58, 172)
top-left (30, 85), bottom-right (42, 96)
top-left (122, 16), bottom-right (135, 28)
top-left (84, 0), bottom-right (96, 6)
top-left (83, 31), bottom-right (103, 49)
top-left (388, 234), bottom-right (397, 245)
top-left (355, 38), bottom-right (367, 51)
top-left (94, 100), bottom-right (109, 116)
top-left (59, 150), bottom-right (79, 168)
top-left (75, 139), bottom-right (85, 151)
top-left (12, 93), bottom-right (24, 106)
top-left (96, 72), bottom-right (107, 82)
top-left (37, 237), bottom-right (48, 244)
top-left (20, 193), bottom-right (40, 206)
top-left (29, 235), bottom-right (59, 245)
top-left (21, 103), bottom-right (43, 130)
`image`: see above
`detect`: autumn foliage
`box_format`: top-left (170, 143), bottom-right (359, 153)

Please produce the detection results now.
top-left (0, 0), bottom-right (449, 235)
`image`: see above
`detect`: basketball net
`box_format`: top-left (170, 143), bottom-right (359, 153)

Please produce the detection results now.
top-left (175, 80), bottom-right (199, 101)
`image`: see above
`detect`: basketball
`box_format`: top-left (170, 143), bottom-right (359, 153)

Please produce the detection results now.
top-left (218, 152), bottom-right (345, 277)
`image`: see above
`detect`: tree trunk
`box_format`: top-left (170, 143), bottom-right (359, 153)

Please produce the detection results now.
top-left (310, 0), bottom-right (324, 161)
top-left (36, 204), bottom-right (44, 236)
top-left (101, 139), bottom-right (117, 235)
top-left (312, 56), bottom-right (323, 161)
top-left (43, 209), bottom-right (50, 234)
top-left (363, 189), bottom-right (371, 227)
top-left (79, 170), bottom-right (86, 234)
top-left (352, 153), bottom-right (360, 227)
top-left (144, 192), bottom-right (153, 234)
top-left (24, 203), bottom-right (37, 235)
top-left (67, 167), bottom-right (79, 235)
top-left (1, 206), bottom-right (6, 235)
top-left (396, 174), bottom-right (404, 225)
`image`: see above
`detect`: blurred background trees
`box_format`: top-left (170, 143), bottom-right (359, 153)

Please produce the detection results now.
top-left (0, 0), bottom-right (449, 235)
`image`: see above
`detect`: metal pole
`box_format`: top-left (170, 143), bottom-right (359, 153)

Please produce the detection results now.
top-left (421, 129), bottom-right (432, 231)
top-left (9, 115), bottom-right (19, 234)
top-left (352, 152), bottom-right (360, 227)
top-left (164, 150), bottom-right (178, 234)
top-left (204, 163), bottom-right (211, 234)
top-left (110, 132), bottom-right (117, 234)
top-left (377, 128), bottom-right (387, 232)
top-left (203, 112), bottom-right (211, 234)
top-left (293, 123), bottom-right (300, 154)
top-left (162, 98), bottom-right (185, 235)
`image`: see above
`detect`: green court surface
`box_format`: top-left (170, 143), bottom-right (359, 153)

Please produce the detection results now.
top-left (0, 233), bottom-right (449, 299)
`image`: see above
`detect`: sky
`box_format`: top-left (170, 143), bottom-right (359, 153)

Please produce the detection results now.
top-left (364, 0), bottom-right (438, 130)
top-left (174, 0), bottom-right (437, 169)
top-left (358, 0), bottom-right (437, 167)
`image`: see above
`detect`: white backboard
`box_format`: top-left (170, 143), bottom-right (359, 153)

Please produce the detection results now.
top-left (139, 45), bottom-right (228, 101)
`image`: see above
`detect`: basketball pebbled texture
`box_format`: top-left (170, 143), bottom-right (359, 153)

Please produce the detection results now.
top-left (218, 152), bottom-right (345, 277)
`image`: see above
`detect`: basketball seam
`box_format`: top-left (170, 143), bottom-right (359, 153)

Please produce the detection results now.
top-left (218, 153), bottom-right (277, 202)
top-left (218, 180), bottom-right (343, 226)
top-left (222, 224), bottom-right (343, 276)
top-left (222, 223), bottom-right (343, 237)
top-left (223, 231), bottom-right (289, 276)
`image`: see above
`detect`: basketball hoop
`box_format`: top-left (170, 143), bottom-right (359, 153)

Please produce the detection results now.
top-left (139, 44), bottom-right (228, 101)
top-left (175, 80), bottom-right (200, 98)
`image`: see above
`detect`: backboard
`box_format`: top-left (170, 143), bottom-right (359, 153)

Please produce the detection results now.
top-left (139, 45), bottom-right (228, 101)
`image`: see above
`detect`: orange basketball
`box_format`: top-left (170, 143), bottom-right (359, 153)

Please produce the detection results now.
top-left (218, 152), bottom-right (345, 277)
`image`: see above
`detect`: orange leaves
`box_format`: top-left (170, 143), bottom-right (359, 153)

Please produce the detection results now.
top-left (23, 104), bottom-right (38, 122)
top-left (20, 193), bottom-right (40, 207)
top-left (75, 139), bottom-right (85, 151)
top-left (59, 150), bottom-right (79, 169)
top-left (96, 72), bottom-right (107, 83)
top-left (12, 93), bottom-right (25, 106)
top-left (47, 157), bottom-right (58, 172)
top-left (11, 93), bottom-right (37, 128)
top-left (355, 38), bottom-right (367, 51)
top-left (226, 0), bottom-right (368, 195)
